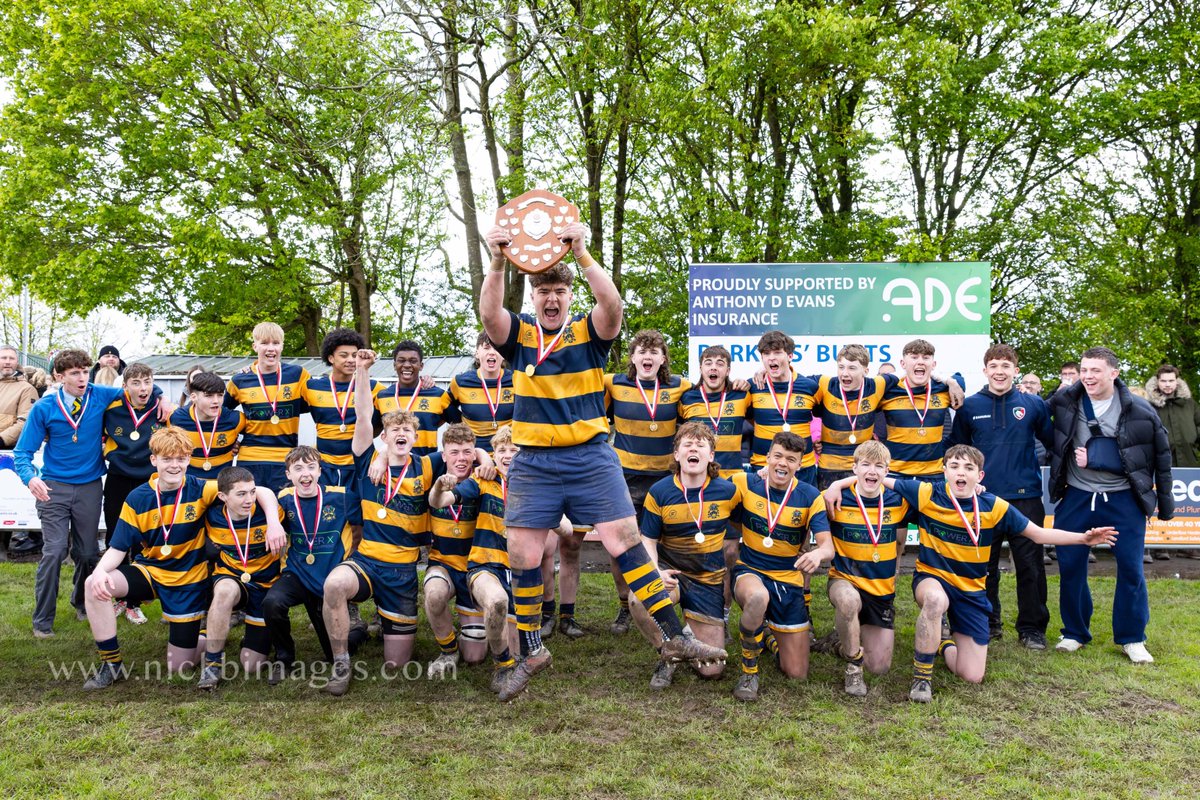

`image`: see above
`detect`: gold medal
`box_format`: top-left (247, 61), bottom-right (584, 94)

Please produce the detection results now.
top-left (129, 430), bottom-right (140, 441)
top-left (305, 553), bottom-right (315, 565)
top-left (376, 508), bottom-right (387, 520)
top-left (72, 434), bottom-right (78, 443)
top-left (203, 460), bottom-right (212, 471)
top-left (160, 544), bottom-right (173, 557)
top-left (453, 526), bottom-right (462, 535)
top-left (918, 428), bottom-right (926, 437)
top-left (763, 536), bottom-right (773, 549)
top-left (849, 434), bottom-right (857, 444)
top-left (491, 421), bottom-right (497, 429)
top-left (694, 532), bottom-right (705, 544)
top-left (240, 571), bottom-right (252, 584)
top-left (649, 422), bottom-right (658, 432)
top-left (781, 422), bottom-right (790, 432)
top-left (872, 550), bottom-right (880, 563)
top-left (270, 414), bottom-right (280, 425)
top-left (339, 423), bottom-right (347, 433)
top-left (525, 364), bottom-right (535, 377)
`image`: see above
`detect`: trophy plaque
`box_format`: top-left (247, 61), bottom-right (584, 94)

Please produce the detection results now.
top-left (495, 189), bottom-right (582, 274)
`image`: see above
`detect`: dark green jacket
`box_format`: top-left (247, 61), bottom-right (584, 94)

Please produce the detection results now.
top-left (1146, 377), bottom-right (1200, 468)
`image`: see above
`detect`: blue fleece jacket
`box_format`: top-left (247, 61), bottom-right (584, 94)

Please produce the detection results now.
top-left (949, 387), bottom-right (1053, 499)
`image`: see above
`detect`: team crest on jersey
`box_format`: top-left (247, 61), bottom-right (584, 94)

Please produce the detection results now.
top-left (1013, 407), bottom-right (1026, 420)
top-left (931, 395), bottom-right (944, 408)
top-left (413, 479), bottom-right (423, 494)
top-left (724, 403), bottom-right (735, 415)
top-left (283, 387), bottom-right (293, 400)
top-left (114, 426), bottom-right (124, 437)
top-left (659, 391), bottom-right (671, 403)
top-left (216, 434), bottom-right (228, 446)
top-left (419, 399), bottom-right (430, 411)
top-left (323, 507), bottom-right (337, 522)
top-left (707, 503), bottom-right (719, 519)
top-left (184, 506), bottom-right (197, 521)
top-left (859, 399), bottom-right (872, 413)
top-left (562, 326), bottom-right (577, 344)
top-left (501, 390), bottom-right (514, 403)
top-left (791, 510), bottom-right (803, 525)
top-left (755, 501), bottom-right (765, 512)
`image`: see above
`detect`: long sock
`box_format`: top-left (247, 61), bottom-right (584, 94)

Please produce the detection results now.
top-left (95, 636), bottom-right (122, 667)
top-left (513, 567), bottom-right (544, 656)
top-left (763, 628), bottom-right (780, 655)
top-left (938, 638), bottom-right (956, 659)
top-left (559, 602), bottom-right (575, 620)
top-left (614, 544), bottom-right (683, 640)
top-left (436, 630), bottom-right (459, 656)
top-left (493, 646), bottom-right (515, 669)
top-left (618, 596), bottom-right (629, 612)
top-left (740, 625), bottom-right (764, 674)
top-left (913, 650), bottom-right (935, 682)
top-left (204, 650), bottom-right (223, 665)
top-left (541, 598), bottom-right (556, 622)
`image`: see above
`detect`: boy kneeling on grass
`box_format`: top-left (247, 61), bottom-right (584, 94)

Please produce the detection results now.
top-left (823, 444), bottom-right (1116, 703)
top-left (81, 428), bottom-right (284, 690)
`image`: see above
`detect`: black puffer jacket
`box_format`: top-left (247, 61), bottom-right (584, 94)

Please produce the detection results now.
top-left (1048, 379), bottom-right (1174, 520)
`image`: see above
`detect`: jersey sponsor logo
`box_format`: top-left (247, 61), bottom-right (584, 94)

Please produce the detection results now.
top-left (1012, 407), bottom-right (1026, 420)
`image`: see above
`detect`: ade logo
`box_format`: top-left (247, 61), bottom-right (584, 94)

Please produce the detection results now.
top-left (1171, 478), bottom-right (1200, 506)
top-left (881, 277), bottom-right (985, 323)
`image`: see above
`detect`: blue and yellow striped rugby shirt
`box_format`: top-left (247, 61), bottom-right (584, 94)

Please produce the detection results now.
top-left (375, 383), bottom-right (459, 458)
top-left (731, 472), bottom-right (828, 587)
top-left (878, 378), bottom-right (953, 477)
top-left (353, 449), bottom-right (445, 565)
top-left (305, 375), bottom-right (383, 470)
top-left (605, 374), bottom-right (692, 476)
top-left (110, 475), bottom-right (220, 590)
top-left (225, 363), bottom-right (311, 465)
top-left (812, 374), bottom-right (897, 472)
top-left (826, 487), bottom-right (911, 598)
top-left (679, 386), bottom-right (752, 477)
top-left (749, 373), bottom-right (818, 469)
top-left (641, 475), bottom-right (741, 585)
top-left (278, 485), bottom-right (356, 597)
top-left (170, 406), bottom-right (245, 480)
top-left (449, 369), bottom-right (515, 451)
top-left (204, 501), bottom-right (285, 587)
top-left (456, 477), bottom-right (508, 571)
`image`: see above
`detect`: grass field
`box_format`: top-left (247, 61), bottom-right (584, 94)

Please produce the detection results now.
top-left (1, 561), bottom-right (1198, 799)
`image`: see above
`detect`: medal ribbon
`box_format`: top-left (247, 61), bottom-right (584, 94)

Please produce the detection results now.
top-left (684, 480), bottom-right (708, 539)
top-left (448, 504), bottom-right (464, 524)
top-left (500, 475), bottom-right (508, 505)
top-left (394, 381), bottom-right (421, 412)
top-left (635, 377), bottom-right (660, 423)
top-left (381, 458), bottom-right (411, 511)
top-left (534, 322), bottom-right (567, 369)
top-left (295, 486), bottom-right (323, 556)
top-left (765, 478), bottom-right (797, 538)
top-left (852, 487), bottom-right (885, 549)
top-left (124, 393), bottom-right (159, 432)
top-left (903, 379), bottom-right (931, 428)
top-left (838, 379), bottom-right (865, 438)
top-left (191, 406), bottom-right (219, 462)
top-left (54, 388), bottom-right (90, 437)
top-left (224, 507), bottom-right (254, 570)
top-left (700, 386), bottom-right (726, 430)
top-left (766, 375), bottom-right (793, 428)
top-left (948, 491), bottom-right (982, 552)
top-left (254, 364), bottom-right (282, 419)
top-left (480, 370), bottom-right (502, 424)
top-left (152, 478), bottom-right (185, 548)
top-left (331, 375), bottom-right (355, 426)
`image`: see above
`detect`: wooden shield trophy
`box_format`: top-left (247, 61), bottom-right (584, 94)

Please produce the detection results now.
top-left (495, 189), bottom-right (581, 274)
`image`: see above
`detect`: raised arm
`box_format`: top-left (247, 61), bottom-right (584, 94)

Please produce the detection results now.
top-left (561, 223), bottom-right (622, 341)
top-left (480, 227), bottom-right (514, 347)
top-left (352, 349), bottom-right (377, 457)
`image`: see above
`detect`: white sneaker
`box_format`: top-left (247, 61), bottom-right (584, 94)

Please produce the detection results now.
top-left (1122, 642), bottom-right (1154, 664)
top-left (1055, 637), bottom-right (1085, 653)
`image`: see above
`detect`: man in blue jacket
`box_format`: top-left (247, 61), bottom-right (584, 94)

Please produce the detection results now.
top-left (950, 344), bottom-right (1054, 650)
top-left (14, 349), bottom-right (168, 637)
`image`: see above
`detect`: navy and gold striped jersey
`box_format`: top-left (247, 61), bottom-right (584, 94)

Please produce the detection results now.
top-left (449, 369), bottom-right (515, 451)
top-left (893, 478), bottom-right (1029, 595)
top-left (497, 310), bottom-right (613, 448)
top-left (749, 373), bottom-right (819, 468)
top-left (679, 386), bottom-right (751, 477)
top-left (204, 502), bottom-right (285, 586)
top-left (879, 379), bottom-right (953, 476)
top-left (278, 485), bottom-right (355, 597)
top-left (641, 475), bottom-right (741, 585)
top-left (430, 483), bottom-right (480, 573)
top-left (812, 374), bottom-right (898, 472)
top-left (375, 383), bottom-right (459, 457)
top-left (110, 476), bottom-right (220, 589)
top-left (170, 406), bottom-right (246, 480)
top-left (102, 388), bottom-right (166, 479)
top-left (605, 374), bottom-right (692, 476)
top-left (225, 363), bottom-right (311, 464)
top-left (354, 448), bottom-right (445, 565)
top-left (731, 472), bottom-right (828, 587)
top-left (826, 487), bottom-right (911, 597)
top-left (456, 477), bottom-right (507, 571)
top-left (305, 376), bottom-right (382, 469)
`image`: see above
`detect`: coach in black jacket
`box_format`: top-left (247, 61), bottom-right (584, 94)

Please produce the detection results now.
top-left (1047, 347), bottom-right (1173, 664)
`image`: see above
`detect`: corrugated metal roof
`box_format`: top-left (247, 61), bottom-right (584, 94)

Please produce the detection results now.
top-left (137, 354), bottom-right (475, 383)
